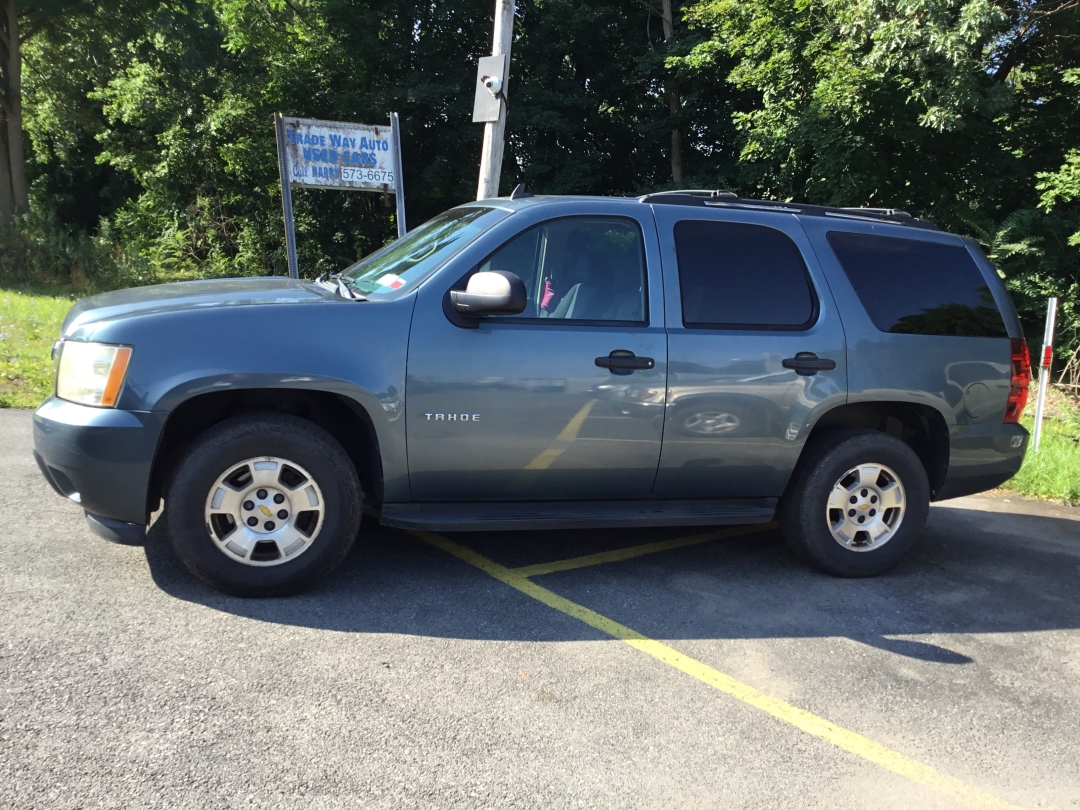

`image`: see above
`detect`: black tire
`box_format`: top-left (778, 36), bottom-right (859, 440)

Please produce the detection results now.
top-left (778, 429), bottom-right (929, 577)
top-left (165, 413), bottom-right (362, 596)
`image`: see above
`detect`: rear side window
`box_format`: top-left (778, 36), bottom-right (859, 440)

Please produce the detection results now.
top-left (674, 221), bottom-right (816, 330)
top-left (827, 232), bottom-right (1007, 338)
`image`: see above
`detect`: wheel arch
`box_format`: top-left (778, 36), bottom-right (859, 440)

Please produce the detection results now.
top-left (147, 388), bottom-right (385, 517)
top-left (797, 401), bottom-right (950, 499)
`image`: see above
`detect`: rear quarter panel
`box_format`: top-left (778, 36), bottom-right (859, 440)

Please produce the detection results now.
top-left (798, 216), bottom-right (1026, 499)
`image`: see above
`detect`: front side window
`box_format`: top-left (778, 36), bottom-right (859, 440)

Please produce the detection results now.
top-left (674, 220), bottom-right (817, 330)
top-left (479, 217), bottom-right (647, 323)
top-left (342, 205), bottom-right (508, 298)
top-left (826, 232), bottom-right (1007, 338)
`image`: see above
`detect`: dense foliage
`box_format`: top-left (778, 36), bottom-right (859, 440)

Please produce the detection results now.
top-left (673, 0), bottom-right (1080, 357)
top-left (12, 0), bottom-right (685, 281)
top-left (1, 0), bottom-right (1079, 357)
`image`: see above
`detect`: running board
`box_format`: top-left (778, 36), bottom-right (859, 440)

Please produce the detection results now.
top-left (380, 499), bottom-right (777, 532)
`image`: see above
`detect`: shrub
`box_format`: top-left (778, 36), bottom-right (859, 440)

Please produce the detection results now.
top-left (0, 209), bottom-right (162, 294)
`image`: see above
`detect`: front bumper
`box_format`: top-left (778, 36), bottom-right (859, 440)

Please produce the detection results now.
top-left (33, 396), bottom-right (166, 527)
top-left (935, 422), bottom-right (1029, 501)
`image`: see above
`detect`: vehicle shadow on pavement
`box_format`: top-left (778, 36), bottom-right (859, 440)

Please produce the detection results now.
top-left (143, 503), bottom-right (1080, 665)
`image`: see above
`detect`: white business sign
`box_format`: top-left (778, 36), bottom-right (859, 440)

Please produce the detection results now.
top-left (279, 116), bottom-right (397, 190)
top-left (274, 112), bottom-right (407, 279)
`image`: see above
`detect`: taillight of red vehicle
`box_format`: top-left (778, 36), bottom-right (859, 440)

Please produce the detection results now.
top-left (1004, 338), bottom-right (1031, 423)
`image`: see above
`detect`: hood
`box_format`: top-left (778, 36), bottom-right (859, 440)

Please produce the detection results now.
top-left (62, 277), bottom-right (340, 335)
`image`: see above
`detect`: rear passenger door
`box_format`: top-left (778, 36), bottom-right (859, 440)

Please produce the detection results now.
top-left (651, 206), bottom-right (847, 499)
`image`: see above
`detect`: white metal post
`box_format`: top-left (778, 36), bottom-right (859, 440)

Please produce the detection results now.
top-left (476, 0), bottom-right (515, 200)
top-left (1032, 296), bottom-right (1058, 451)
top-left (390, 112), bottom-right (407, 237)
top-left (274, 113), bottom-right (300, 279)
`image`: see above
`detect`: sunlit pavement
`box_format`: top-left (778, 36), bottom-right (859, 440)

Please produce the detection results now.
top-left (2, 408), bottom-right (1077, 809)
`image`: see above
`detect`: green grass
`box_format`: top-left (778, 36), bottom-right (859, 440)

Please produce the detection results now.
top-left (1003, 392), bottom-right (1080, 504)
top-left (0, 289), bottom-right (75, 408)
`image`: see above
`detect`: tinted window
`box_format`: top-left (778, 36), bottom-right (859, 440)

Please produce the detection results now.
top-left (481, 217), bottom-right (647, 322)
top-left (827, 232), bottom-right (1007, 337)
top-left (674, 221), bottom-right (816, 329)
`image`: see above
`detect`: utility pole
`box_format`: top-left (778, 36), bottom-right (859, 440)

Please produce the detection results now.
top-left (476, 0), bottom-right (515, 200)
top-left (660, 0), bottom-right (683, 185)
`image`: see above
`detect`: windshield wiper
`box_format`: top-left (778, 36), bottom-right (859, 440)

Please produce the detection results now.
top-left (327, 273), bottom-right (368, 301)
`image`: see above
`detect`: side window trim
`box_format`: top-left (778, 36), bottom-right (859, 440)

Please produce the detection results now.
top-left (444, 214), bottom-right (652, 329)
top-left (674, 218), bottom-right (820, 332)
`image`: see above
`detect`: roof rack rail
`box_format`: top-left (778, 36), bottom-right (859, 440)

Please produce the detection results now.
top-left (637, 190), bottom-right (937, 230)
top-left (641, 189), bottom-right (739, 199)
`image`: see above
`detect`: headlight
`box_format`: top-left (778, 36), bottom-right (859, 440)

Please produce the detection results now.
top-left (56, 341), bottom-right (133, 407)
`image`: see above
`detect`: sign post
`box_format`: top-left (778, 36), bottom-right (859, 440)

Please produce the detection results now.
top-left (1032, 296), bottom-right (1058, 452)
top-left (390, 113), bottom-right (406, 239)
top-left (274, 113), bottom-right (407, 279)
top-left (274, 114), bottom-right (300, 280)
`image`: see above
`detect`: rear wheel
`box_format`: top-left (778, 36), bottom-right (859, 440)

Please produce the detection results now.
top-left (779, 430), bottom-right (929, 577)
top-left (165, 413), bottom-right (362, 596)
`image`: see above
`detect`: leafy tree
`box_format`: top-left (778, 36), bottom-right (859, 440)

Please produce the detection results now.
top-left (9, 0), bottom-right (1080, 362)
top-left (26, 0), bottom-right (501, 276)
top-left (1, 0), bottom-right (82, 226)
top-left (673, 0), bottom-right (1080, 344)
top-left (1038, 146), bottom-right (1080, 249)
top-left (21, 0), bottom-right (704, 278)
top-left (505, 0), bottom-right (671, 194)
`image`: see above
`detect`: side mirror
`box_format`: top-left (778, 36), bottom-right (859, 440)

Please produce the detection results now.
top-left (450, 270), bottom-right (527, 315)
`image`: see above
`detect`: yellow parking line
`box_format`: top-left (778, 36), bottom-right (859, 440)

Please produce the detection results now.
top-left (523, 399), bottom-right (599, 471)
top-left (510, 523), bottom-right (776, 578)
top-left (556, 399), bottom-right (598, 442)
top-left (524, 448), bottom-right (565, 470)
top-left (414, 530), bottom-right (1024, 810)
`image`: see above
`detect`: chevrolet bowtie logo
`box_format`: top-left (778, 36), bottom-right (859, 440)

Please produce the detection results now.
top-left (859, 504), bottom-right (870, 510)
top-left (259, 505), bottom-right (273, 517)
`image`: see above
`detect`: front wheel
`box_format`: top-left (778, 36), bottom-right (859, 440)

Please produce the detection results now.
top-left (165, 413), bottom-right (362, 596)
top-left (779, 430), bottom-right (930, 577)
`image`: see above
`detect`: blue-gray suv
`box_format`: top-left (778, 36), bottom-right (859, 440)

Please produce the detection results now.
top-left (32, 190), bottom-right (1032, 595)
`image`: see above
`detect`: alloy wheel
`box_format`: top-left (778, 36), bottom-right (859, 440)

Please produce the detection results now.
top-left (204, 456), bottom-right (325, 566)
top-left (825, 463), bottom-right (906, 551)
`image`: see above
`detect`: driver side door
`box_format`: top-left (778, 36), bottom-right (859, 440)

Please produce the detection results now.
top-left (405, 209), bottom-right (667, 501)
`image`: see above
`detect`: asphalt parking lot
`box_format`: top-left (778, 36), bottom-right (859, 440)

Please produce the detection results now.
top-left (2, 408), bottom-right (1079, 809)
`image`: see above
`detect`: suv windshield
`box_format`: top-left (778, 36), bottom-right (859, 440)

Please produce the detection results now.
top-left (341, 205), bottom-right (508, 298)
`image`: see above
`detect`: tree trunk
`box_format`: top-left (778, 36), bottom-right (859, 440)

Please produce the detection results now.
top-left (660, 0), bottom-right (683, 185)
top-left (5, 0), bottom-right (26, 214)
top-left (0, 122), bottom-right (13, 227)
